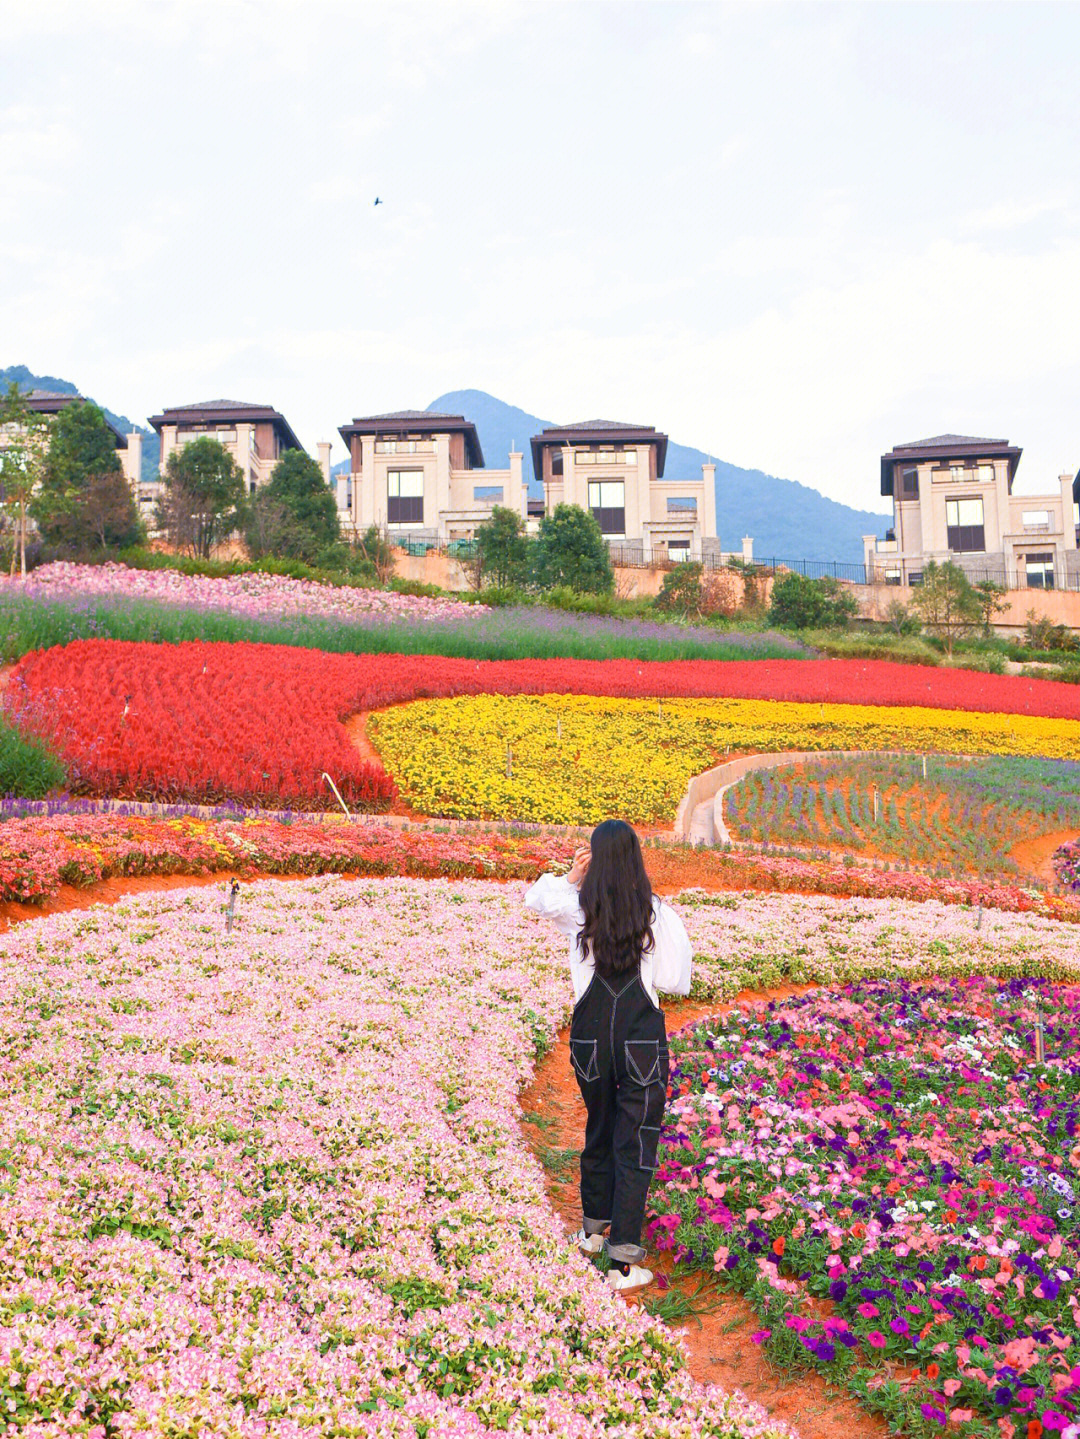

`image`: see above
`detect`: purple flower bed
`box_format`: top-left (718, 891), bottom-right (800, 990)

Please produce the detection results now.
top-left (654, 977), bottom-right (1080, 1437)
top-left (1055, 840), bottom-right (1080, 892)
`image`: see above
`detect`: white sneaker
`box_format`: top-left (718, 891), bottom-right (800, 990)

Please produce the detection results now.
top-left (572, 1228), bottom-right (605, 1255)
top-left (606, 1264), bottom-right (653, 1292)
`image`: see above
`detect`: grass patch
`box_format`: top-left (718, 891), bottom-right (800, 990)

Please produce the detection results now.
top-left (0, 714), bottom-right (66, 796)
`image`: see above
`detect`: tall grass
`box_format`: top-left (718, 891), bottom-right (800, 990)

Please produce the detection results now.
top-left (0, 592), bottom-right (808, 664)
top-left (0, 715), bottom-right (66, 796)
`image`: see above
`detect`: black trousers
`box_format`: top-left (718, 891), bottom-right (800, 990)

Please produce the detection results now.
top-left (569, 971), bottom-right (669, 1264)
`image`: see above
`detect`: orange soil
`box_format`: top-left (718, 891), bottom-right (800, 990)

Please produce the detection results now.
top-left (520, 993), bottom-right (889, 1439)
top-left (1010, 828), bottom-right (1078, 888)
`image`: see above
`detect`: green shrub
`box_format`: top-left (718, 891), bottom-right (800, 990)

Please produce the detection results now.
top-left (768, 572), bottom-right (858, 630)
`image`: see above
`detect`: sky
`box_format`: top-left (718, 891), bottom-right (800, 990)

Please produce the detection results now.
top-left (4, 0), bottom-right (1080, 513)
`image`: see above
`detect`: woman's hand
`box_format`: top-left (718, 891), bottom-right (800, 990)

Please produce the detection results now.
top-left (566, 846), bottom-right (591, 887)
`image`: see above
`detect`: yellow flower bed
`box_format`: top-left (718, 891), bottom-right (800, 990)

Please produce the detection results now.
top-left (370, 693), bottom-right (1080, 825)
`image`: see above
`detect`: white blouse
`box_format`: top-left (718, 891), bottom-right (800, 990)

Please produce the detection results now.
top-left (524, 872), bottom-right (693, 1007)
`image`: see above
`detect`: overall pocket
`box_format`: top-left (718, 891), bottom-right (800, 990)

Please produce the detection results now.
top-left (624, 1038), bottom-right (663, 1087)
top-left (570, 1037), bottom-right (599, 1083)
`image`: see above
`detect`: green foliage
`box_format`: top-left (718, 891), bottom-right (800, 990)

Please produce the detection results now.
top-left (1023, 608), bottom-right (1080, 653)
top-left (156, 437), bottom-right (247, 559)
top-left (973, 578), bottom-right (1008, 636)
top-left (882, 597), bottom-right (922, 637)
top-left (32, 399), bottom-right (136, 552)
top-left (244, 449), bottom-right (340, 564)
top-left (768, 571), bottom-right (859, 630)
top-left (530, 504), bottom-right (614, 595)
top-left (804, 629), bottom-right (942, 664)
top-left (909, 561), bottom-right (982, 656)
top-left (474, 506), bottom-right (529, 590)
top-left (0, 715), bottom-right (66, 796)
top-left (656, 562), bottom-right (704, 616)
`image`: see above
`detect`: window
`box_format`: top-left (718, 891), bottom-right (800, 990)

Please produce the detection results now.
top-left (949, 465), bottom-right (967, 482)
top-left (898, 467), bottom-right (919, 500)
top-left (884, 566), bottom-right (902, 585)
top-left (376, 438), bottom-right (433, 455)
top-left (575, 446), bottom-right (634, 465)
top-left (588, 480), bottom-right (625, 536)
top-left (977, 463), bottom-right (994, 482)
top-left (666, 496), bottom-right (697, 514)
top-left (387, 470), bottom-right (424, 526)
top-left (1026, 552), bottom-right (1055, 589)
top-left (473, 485), bottom-right (503, 502)
top-left (550, 449), bottom-right (563, 476)
top-left (667, 541), bottom-right (691, 564)
top-left (1022, 509), bottom-right (1051, 530)
top-left (945, 496), bottom-right (985, 552)
top-left (909, 570), bottom-right (924, 587)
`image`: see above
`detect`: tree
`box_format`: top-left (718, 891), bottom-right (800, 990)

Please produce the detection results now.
top-left (156, 436), bottom-right (246, 559)
top-left (244, 448), bottom-right (339, 563)
top-left (883, 597), bottom-right (922, 637)
top-left (27, 399), bottom-right (141, 554)
top-left (531, 504), bottom-right (614, 595)
top-left (768, 571), bottom-right (859, 629)
top-left (656, 561), bottom-right (704, 617)
top-left (76, 470), bottom-right (144, 551)
top-left (0, 383), bottom-right (50, 577)
top-left (909, 560), bottom-right (982, 656)
top-left (474, 505), bottom-right (529, 590)
top-left (973, 579), bottom-right (1008, 637)
top-left (352, 525), bottom-right (397, 584)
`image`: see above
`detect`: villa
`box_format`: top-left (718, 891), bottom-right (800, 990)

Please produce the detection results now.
top-left (531, 419), bottom-right (723, 565)
top-left (335, 411), bottom-right (526, 542)
top-left (865, 434), bottom-right (1080, 589)
top-left (148, 399), bottom-right (319, 501)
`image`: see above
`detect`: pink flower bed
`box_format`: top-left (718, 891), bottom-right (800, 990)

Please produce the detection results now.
top-left (15, 561), bottom-right (483, 622)
top-left (0, 877), bottom-right (796, 1438)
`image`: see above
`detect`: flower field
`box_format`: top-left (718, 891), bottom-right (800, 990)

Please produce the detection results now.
top-left (653, 975), bottom-right (1080, 1437)
top-left (726, 756), bottom-right (1080, 879)
top-left (0, 810), bottom-right (581, 904)
top-left (1057, 842), bottom-right (1080, 893)
top-left (18, 561), bottom-right (484, 622)
top-left (371, 694), bottom-right (1080, 824)
top-left (0, 877), bottom-right (797, 1439)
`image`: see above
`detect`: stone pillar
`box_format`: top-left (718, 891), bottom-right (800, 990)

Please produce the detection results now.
top-left (122, 430), bottom-right (142, 490)
top-left (701, 461), bottom-right (717, 544)
top-left (508, 451), bottom-right (524, 517)
top-left (1061, 473), bottom-right (1079, 548)
top-left (741, 536), bottom-right (753, 563)
top-left (317, 441), bottom-right (332, 484)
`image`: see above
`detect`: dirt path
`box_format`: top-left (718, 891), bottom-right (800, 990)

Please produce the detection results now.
top-left (1010, 828), bottom-right (1076, 888)
top-left (519, 992), bottom-right (890, 1439)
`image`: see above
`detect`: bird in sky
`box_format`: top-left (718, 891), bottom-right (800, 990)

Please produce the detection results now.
top-left (374, 197), bottom-right (383, 206)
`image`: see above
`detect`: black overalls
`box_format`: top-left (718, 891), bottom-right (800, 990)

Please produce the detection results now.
top-left (569, 969), bottom-right (669, 1264)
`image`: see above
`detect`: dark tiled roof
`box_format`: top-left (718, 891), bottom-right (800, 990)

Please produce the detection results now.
top-left (898, 433), bottom-right (1009, 449)
top-left (338, 411), bottom-right (484, 468)
top-left (148, 401), bottom-right (303, 453)
top-left (531, 421), bottom-right (668, 477)
top-left (22, 389), bottom-right (127, 448)
top-left (880, 434), bottom-right (1022, 496)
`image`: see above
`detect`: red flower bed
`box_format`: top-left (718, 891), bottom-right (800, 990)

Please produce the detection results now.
top-left (9, 640), bottom-right (1080, 809)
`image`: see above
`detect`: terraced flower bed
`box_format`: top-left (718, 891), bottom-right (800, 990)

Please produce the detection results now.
top-left (653, 976), bottom-right (1080, 1437)
top-left (726, 755), bottom-right (1080, 878)
top-left (371, 694), bottom-right (1080, 825)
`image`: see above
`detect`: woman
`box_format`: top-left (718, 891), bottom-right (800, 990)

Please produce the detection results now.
top-left (525, 820), bottom-right (692, 1292)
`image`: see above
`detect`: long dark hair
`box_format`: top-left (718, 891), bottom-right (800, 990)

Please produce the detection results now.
top-left (577, 820), bottom-right (655, 980)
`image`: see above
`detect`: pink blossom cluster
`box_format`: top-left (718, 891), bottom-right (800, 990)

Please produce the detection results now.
top-left (0, 877), bottom-right (797, 1439)
top-left (678, 889), bottom-right (1080, 999)
top-left (16, 561), bottom-right (484, 622)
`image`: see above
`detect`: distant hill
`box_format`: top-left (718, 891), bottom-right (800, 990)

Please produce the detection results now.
top-left (0, 365), bottom-right (159, 484)
top-left (430, 388), bottom-right (890, 567)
